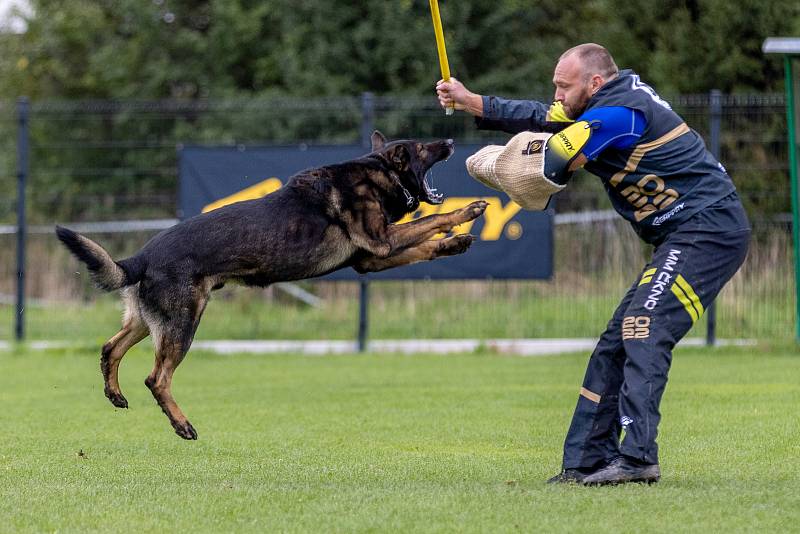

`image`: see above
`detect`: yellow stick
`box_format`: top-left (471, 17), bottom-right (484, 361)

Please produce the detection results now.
top-left (429, 0), bottom-right (453, 115)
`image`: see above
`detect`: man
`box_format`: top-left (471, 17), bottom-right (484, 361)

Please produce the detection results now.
top-left (436, 43), bottom-right (750, 485)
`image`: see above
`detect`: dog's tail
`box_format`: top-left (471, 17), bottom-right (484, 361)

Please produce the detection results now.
top-left (55, 225), bottom-right (145, 291)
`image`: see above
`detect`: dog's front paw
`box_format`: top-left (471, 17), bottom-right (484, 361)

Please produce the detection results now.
top-left (460, 200), bottom-right (489, 222)
top-left (436, 234), bottom-right (474, 257)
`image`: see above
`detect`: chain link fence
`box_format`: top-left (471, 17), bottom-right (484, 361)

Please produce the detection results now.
top-left (0, 94), bottom-right (794, 343)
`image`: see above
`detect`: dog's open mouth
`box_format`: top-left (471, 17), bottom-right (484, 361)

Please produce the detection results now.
top-left (419, 140), bottom-right (453, 205)
top-left (423, 173), bottom-right (444, 204)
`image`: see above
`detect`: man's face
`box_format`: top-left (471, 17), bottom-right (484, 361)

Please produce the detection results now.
top-left (552, 54), bottom-right (593, 120)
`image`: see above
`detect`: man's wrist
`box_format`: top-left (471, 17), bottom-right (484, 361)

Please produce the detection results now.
top-left (463, 93), bottom-right (484, 117)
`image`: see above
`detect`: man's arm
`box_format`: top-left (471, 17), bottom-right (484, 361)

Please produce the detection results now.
top-left (476, 96), bottom-right (561, 134)
top-left (577, 106), bottom-right (646, 161)
top-left (436, 78), bottom-right (560, 134)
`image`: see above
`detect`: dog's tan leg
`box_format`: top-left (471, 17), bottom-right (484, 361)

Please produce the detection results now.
top-left (355, 234), bottom-right (474, 273)
top-left (386, 200), bottom-right (487, 251)
top-left (101, 323), bottom-right (148, 408)
top-left (144, 287), bottom-right (209, 440)
top-left (145, 336), bottom-right (196, 440)
top-left (101, 291), bottom-right (149, 408)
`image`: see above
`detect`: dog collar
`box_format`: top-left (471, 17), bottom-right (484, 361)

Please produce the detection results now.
top-left (401, 186), bottom-right (414, 207)
top-left (389, 170), bottom-right (416, 207)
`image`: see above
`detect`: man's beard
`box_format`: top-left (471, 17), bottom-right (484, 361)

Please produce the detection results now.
top-left (566, 89), bottom-right (593, 119)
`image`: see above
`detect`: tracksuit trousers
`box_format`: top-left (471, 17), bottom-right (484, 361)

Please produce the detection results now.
top-left (562, 194), bottom-right (751, 468)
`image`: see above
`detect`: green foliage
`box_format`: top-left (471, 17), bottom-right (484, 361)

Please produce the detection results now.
top-left (631, 0), bottom-right (798, 93)
top-left (2, 0), bottom-right (798, 100)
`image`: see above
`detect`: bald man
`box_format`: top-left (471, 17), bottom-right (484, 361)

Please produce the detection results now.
top-left (437, 44), bottom-right (750, 485)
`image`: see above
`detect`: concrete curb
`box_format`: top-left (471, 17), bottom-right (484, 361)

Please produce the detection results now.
top-left (0, 337), bottom-right (757, 356)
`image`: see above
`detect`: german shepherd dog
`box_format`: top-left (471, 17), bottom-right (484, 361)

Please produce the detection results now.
top-left (56, 131), bottom-right (487, 440)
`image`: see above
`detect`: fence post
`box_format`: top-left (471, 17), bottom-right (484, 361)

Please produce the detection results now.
top-left (706, 89), bottom-right (722, 346)
top-left (15, 97), bottom-right (29, 342)
top-left (783, 56), bottom-right (800, 344)
top-left (357, 92), bottom-right (375, 352)
top-left (357, 278), bottom-right (369, 352)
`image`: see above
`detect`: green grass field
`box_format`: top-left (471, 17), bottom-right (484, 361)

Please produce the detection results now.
top-left (1, 344), bottom-right (798, 532)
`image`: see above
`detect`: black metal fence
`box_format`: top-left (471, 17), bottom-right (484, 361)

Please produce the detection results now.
top-left (0, 93), bottom-right (794, 344)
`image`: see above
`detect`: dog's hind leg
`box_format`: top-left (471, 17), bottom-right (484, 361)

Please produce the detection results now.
top-left (145, 332), bottom-right (196, 439)
top-left (144, 284), bottom-right (210, 440)
top-left (101, 289), bottom-right (149, 408)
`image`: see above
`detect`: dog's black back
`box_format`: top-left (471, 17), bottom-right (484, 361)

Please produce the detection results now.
top-left (113, 152), bottom-right (423, 288)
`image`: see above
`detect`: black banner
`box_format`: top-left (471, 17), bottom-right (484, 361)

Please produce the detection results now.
top-left (178, 144), bottom-right (553, 279)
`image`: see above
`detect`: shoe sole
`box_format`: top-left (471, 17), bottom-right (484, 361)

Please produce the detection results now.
top-left (584, 476), bottom-right (660, 486)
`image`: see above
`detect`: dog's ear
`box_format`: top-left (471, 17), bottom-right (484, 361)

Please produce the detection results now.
top-left (371, 130), bottom-right (387, 151)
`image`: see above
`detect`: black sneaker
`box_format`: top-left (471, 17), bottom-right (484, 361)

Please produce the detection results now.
top-left (581, 456), bottom-right (660, 486)
top-left (547, 467), bottom-right (594, 484)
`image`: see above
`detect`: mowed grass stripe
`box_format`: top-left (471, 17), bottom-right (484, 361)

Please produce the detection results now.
top-left (0, 346), bottom-right (798, 532)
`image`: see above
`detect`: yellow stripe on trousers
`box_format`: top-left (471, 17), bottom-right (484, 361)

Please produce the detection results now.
top-left (675, 274), bottom-right (704, 316)
top-left (670, 274), bottom-right (704, 322)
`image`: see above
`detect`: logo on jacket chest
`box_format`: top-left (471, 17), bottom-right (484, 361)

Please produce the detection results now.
top-left (616, 174), bottom-right (680, 222)
top-left (601, 122), bottom-right (691, 223)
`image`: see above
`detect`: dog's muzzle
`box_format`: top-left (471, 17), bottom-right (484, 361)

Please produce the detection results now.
top-left (420, 139), bottom-right (452, 205)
